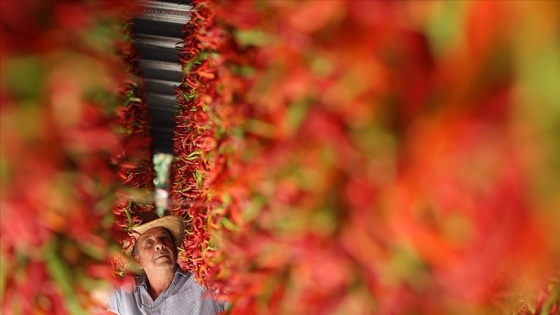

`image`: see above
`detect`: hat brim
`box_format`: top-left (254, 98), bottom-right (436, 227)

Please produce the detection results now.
top-left (124, 215), bottom-right (185, 256)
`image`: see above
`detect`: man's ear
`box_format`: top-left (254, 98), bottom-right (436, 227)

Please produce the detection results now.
top-left (134, 254), bottom-right (142, 269)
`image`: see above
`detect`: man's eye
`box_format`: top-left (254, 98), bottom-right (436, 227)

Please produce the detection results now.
top-left (144, 240), bottom-right (154, 246)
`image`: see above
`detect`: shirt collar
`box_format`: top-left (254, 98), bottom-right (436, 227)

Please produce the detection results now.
top-left (135, 265), bottom-right (189, 288)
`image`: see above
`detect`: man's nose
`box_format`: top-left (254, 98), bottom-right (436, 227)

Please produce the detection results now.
top-left (155, 241), bottom-right (166, 251)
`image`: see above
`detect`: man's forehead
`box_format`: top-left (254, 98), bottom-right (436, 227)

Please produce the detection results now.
top-left (139, 226), bottom-right (172, 239)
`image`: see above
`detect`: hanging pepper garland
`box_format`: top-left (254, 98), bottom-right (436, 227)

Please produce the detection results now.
top-left (111, 18), bottom-right (157, 267)
top-left (174, 0), bottom-right (560, 313)
top-left (171, 0), bottom-right (229, 289)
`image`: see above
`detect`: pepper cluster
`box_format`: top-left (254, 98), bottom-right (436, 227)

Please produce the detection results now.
top-left (171, 0), bottom-right (230, 289)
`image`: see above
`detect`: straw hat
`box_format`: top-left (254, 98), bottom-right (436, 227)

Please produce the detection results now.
top-left (123, 212), bottom-right (185, 256)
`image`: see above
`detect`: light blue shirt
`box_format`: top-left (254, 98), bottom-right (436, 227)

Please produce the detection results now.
top-left (108, 267), bottom-right (224, 315)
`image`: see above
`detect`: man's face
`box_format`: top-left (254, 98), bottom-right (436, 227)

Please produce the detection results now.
top-left (134, 227), bottom-right (177, 272)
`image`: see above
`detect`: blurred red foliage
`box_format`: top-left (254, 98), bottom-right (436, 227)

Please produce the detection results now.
top-left (174, 0), bottom-right (560, 314)
top-left (0, 0), bottom-right (152, 312)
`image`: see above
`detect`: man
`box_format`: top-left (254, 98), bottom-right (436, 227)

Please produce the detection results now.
top-left (108, 212), bottom-right (224, 315)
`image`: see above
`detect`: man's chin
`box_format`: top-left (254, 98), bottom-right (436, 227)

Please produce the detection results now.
top-left (154, 256), bottom-right (175, 267)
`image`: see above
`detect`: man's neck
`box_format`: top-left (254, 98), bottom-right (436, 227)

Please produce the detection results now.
top-left (146, 265), bottom-right (177, 300)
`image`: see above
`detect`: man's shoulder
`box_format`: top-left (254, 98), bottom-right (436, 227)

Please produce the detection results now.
top-left (109, 276), bottom-right (140, 304)
top-left (107, 280), bottom-right (139, 314)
